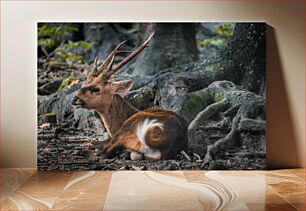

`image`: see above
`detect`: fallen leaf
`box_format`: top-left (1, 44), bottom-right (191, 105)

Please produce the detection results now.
top-left (39, 123), bottom-right (50, 129)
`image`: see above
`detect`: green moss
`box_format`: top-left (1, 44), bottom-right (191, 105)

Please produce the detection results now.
top-left (188, 91), bottom-right (212, 111)
top-left (181, 91), bottom-right (213, 122)
top-left (247, 103), bottom-right (265, 119)
top-left (214, 93), bottom-right (224, 102)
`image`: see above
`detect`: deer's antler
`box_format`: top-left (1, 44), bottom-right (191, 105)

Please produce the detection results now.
top-left (90, 32), bottom-right (154, 79)
top-left (98, 41), bottom-right (127, 75)
top-left (103, 32), bottom-right (154, 80)
top-left (91, 41), bottom-right (127, 77)
top-left (91, 57), bottom-right (99, 76)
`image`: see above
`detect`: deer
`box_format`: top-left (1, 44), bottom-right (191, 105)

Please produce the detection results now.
top-left (71, 32), bottom-right (188, 160)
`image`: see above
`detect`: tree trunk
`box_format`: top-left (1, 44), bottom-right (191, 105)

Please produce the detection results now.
top-left (83, 23), bottom-right (121, 62)
top-left (216, 23), bottom-right (266, 94)
top-left (131, 23), bottom-right (199, 76)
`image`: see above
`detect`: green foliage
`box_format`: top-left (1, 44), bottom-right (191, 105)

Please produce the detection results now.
top-left (56, 52), bottom-right (84, 62)
top-left (199, 38), bottom-right (228, 49)
top-left (38, 24), bottom-right (78, 40)
top-left (125, 23), bottom-right (140, 33)
top-left (61, 40), bottom-right (92, 50)
top-left (215, 24), bottom-right (234, 37)
top-left (55, 41), bottom-right (92, 62)
top-left (58, 76), bottom-right (77, 91)
top-left (198, 24), bottom-right (234, 50)
top-left (38, 24), bottom-right (92, 63)
top-left (38, 39), bottom-right (56, 50)
top-left (38, 24), bottom-right (79, 51)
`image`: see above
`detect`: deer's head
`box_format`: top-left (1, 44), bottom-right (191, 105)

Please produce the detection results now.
top-left (71, 32), bottom-right (154, 111)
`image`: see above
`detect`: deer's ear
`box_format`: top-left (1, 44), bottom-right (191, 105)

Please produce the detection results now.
top-left (110, 80), bottom-right (134, 94)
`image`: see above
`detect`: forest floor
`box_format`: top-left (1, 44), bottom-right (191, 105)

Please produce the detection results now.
top-left (38, 124), bottom-right (266, 171)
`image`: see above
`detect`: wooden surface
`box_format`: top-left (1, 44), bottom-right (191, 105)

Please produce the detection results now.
top-left (0, 169), bottom-right (304, 210)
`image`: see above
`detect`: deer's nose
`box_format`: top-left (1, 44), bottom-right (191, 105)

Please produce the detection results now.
top-left (72, 95), bottom-right (85, 107)
top-left (71, 96), bottom-right (79, 104)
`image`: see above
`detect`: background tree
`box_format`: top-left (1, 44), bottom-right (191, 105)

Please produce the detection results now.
top-left (130, 23), bottom-right (199, 76)
top-left (217, 23), bottom-right (266, 95)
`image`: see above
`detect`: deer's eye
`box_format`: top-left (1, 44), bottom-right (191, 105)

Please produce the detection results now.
top-left (91, 88), bottom-right (100, 93)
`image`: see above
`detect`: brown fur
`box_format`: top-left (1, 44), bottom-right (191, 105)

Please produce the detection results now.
top-left (100, 108), bottom-right (188, 160)
top-left (97, 95), bottom-right (138, 137)
top-left (73, 79), bottom-right (188, 160)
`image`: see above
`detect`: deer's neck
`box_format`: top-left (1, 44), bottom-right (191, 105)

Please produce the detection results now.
top-left (97, 95), bottom-right (138, 137)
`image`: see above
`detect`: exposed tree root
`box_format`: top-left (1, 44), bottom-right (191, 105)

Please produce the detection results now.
top-left (203, 117), bottom-right (240, 163)
top-left (183, 80), bottom-right (266, 164)
top-left (188, 98), bottom-right (229, 142)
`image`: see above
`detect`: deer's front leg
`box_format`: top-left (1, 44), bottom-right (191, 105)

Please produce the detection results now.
top-left (102, 141), bottom-right (125, 159)
top-left (89, 139), bottom-right (110, 151)
top-left (102, 135), bottom-right (144, 160)
top-left (103, 145), bottom-right (143, 160)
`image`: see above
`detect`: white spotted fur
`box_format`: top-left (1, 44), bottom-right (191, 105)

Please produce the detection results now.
top-left (136, 118), bottom-right (163, 159)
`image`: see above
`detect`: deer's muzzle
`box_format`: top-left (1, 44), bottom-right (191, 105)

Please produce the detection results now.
top-left (71, 96), bottom-right (85, 108)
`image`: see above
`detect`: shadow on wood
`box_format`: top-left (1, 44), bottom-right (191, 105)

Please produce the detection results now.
top-left (266, 25), bottom-right (299, 169)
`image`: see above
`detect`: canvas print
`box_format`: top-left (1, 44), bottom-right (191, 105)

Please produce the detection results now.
top-left (37, 23), bottom-right (266, 170)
